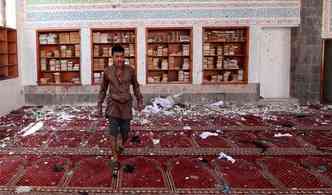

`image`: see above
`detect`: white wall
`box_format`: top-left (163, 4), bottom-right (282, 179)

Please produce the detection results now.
top-left (0, 0), bottom-right (16, 28)
top-left (0, 0), bottom-right (4, 26)
top-left (192, 24), bottom-right (203, 85)
top-left (5, 0), bottom-right (15, 28)
top-left (20, 1), bottom-right (296, 98)
top-left (21, 29), bottom-right (37, 86)
top-left (259, 28), bottom-right (291, 98)
top-left (0, 79), bottom-right (24, 116)
top-left (248, 26), bottom-right (262, 84)
top-left (80, 27), bottom-right (91, 85)
top-left (137, 25), bottom-right (146, 85)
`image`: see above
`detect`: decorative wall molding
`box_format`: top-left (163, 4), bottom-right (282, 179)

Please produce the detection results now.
top-left (23, 19), bottom-right (300, 30)
top-left (23, 0), bottom-right (301, 28)
top-left (26, 1), bottom-right (300, 9)
top-left (26, 0), bottom-right (299, 6)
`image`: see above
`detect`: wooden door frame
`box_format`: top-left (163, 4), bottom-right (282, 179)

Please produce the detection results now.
top-left (321, 39), bottom-right (332, 104)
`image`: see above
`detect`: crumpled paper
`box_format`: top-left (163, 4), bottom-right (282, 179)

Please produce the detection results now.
top-left (218, 152), bottom-right (236, 164)
top-left (199, 132), bottom-right (219, 139)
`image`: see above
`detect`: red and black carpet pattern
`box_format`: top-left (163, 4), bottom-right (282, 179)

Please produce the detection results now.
top-left (0, 105), bottom-right (331, 194)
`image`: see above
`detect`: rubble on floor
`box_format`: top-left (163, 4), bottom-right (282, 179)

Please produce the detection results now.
top-left (0, 100), bottom-right (331, 194)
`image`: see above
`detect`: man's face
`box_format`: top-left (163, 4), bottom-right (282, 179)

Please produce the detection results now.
top-left (113, 52), bottom-right (124, 67)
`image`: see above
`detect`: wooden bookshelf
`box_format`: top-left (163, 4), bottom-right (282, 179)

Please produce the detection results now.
top-left (37, 30), bottom-right (81, 85)
top-left (0, 27), bottom-right (18, 80)
top-left (203, 27), bottom-right (249, 84)
top-left (146, 28), bottom-right (192, 84)
top-left (91, 28), bottom-right (136, 84)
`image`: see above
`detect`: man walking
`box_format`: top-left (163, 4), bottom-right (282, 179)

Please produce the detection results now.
top-left (97, 44), bottom-right (143, 176)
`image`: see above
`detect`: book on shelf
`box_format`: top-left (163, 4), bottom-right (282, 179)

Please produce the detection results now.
top-left (178, 70), bottom-right (190, 82)
top-left (40, 77), bottom-right (50, 84)
top-left (75, 44), bottom-right (80, 57)
top-left (205, 30), bottom-right (245, 42)
top-left (71, 77), bottom-right (80, 84)
top-left (124, 59), bottom-right (130, 65)
top-left (161, 59), bottom-right (168, 70)
top-left (102, 47), bottom-right (109, 57)
top-left (182, 44), bottom-right (190, 56)
top-left (73, 63), bottom-right (80, 71)
top-left (182, 58), bottom-right (190, 70)
top-left (94, 72), bottom-right (104, 83)
top-left (161, 73), bottom-right (168, 82)
top-left (224, 59), bottom-right (239, 69)
top-left (41, 58), bottom-right (47, 71)
top-left (147, 31), bottom-right (189, 43)
top-left (124, 47), bottom-right (130, 57)
top-left (93, 32), bottom-right (135, 43)
top-left (94, 59), bottom-right (105, 71)
top-left (59, 33), bottom-right (70, 44)
top-left (69, 32), bottom-right (80, 44)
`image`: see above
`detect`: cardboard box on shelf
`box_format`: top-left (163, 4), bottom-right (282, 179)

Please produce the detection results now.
top-left (69, 32), bottom-right (80, 44)
top-left (59, 33), bottom-right (70, 44)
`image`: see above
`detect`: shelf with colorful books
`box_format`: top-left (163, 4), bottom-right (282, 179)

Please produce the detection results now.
top-left (91, 28), bottom-right (137, 84)
top-left (37, 30), bottom-right (81, 85)
top-left (203, 27), bottom-right (249, 84)
top-left (146, 28), bottom-right (192, 84)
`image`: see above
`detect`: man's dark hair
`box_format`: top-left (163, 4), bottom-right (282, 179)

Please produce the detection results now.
top-left (112, 44), bottom-right (124, 56)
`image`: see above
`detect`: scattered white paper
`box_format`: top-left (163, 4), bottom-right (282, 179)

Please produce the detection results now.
top-left (152, 139), bottom-right (160, 145)
top-left (155, 96), bottom-right (175, 109)
top-left (218, 152), bottom-right (236, 164)
top-left (162, 110), bottom-right (174, 116)
top-left (142, 105), bottom-right (160, 114)
top-left (19, 122), bottom-right (35, 134)
top-left (199, 132), bottom-right (218, 139)
top-left (141, 119), bottom-right (150, 125)
top-left (274, 133), bottom-right (293, 137)
top-left (183, 126), bottom-right (191, 130)
top-left (209, 100), bottom-right (224, 108)
top-left (15, 186), bottom-right (32, 193)
top-left (57, 112), bottom-right (75, 121)
top-left (22, 121), bottom-right (44, 137)
top-left (142, 95), bottom-right (177, 114)
top-left (66, 170), bottom-right (74, 176)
